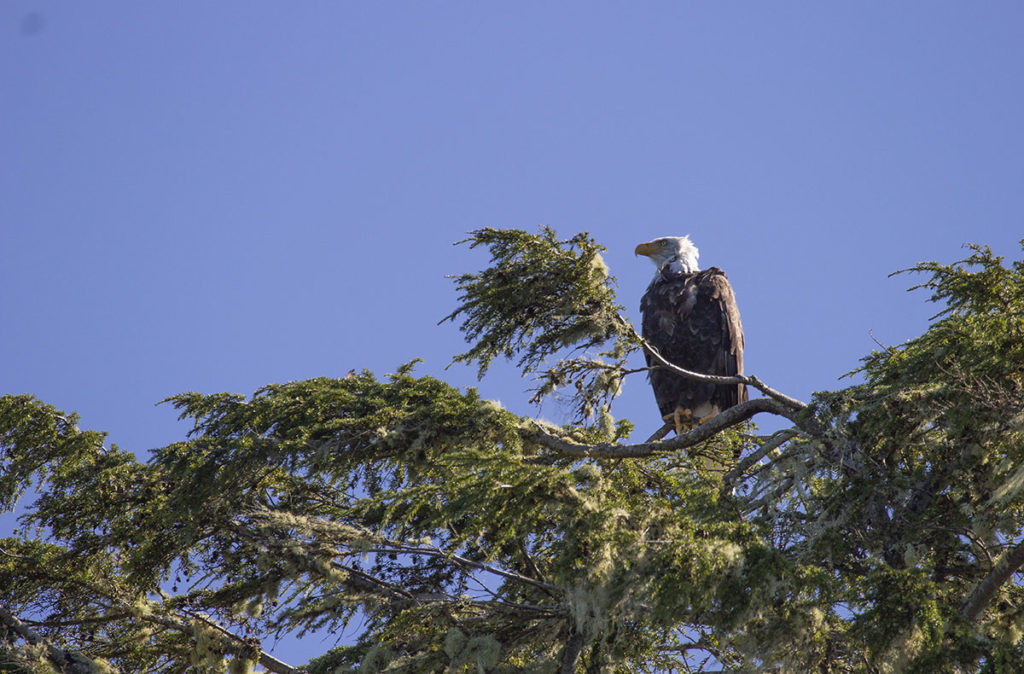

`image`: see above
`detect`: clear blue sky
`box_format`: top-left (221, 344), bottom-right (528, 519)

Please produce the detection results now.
top-left (3, 1), bottom-right (1023, 665)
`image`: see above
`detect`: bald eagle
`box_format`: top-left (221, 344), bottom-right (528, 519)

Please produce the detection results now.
top-left (635, 236), bottom-right (747, 433)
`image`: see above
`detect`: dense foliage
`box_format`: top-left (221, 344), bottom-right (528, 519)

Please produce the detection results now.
top-left (2, 230), bottom-right (1022, 673)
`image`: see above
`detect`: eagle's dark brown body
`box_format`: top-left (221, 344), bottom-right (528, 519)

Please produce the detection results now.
top-left (640, 266), bottom-right (747, 424)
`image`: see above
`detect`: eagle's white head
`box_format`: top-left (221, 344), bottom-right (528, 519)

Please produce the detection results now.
top-left (634, 236), bottom-right (700, 275)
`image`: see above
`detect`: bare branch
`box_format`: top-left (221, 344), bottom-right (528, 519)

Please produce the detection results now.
top-left (959, 538), bottom-right (1024, 622)
top-left (644, 420), bottom-right (674, 442)
top-left (524, 397), bottom-right (799, 459)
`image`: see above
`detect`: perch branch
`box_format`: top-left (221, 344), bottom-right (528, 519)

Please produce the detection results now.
top-left (524, 397), bottom-right (798, 459)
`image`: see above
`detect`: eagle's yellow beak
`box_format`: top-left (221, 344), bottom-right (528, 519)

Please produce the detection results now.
top-left (634, 241), bottom-right (656, 258)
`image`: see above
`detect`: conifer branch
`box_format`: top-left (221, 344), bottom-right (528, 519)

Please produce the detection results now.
top-left (39, 567), bottom-right (304, 673)
top-left (379, 541), bottom-right (563, 595)
top-left (235, 510), bottom-right (563, 596)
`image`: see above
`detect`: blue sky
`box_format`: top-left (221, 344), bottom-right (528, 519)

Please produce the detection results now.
top-left (3, 1), bottom-right (1023, 665)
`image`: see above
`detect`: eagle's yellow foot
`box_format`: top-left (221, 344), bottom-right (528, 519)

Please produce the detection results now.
top-left (663, 407), bottom-right (695, 435)
top-left (661, 408), bottom-right (718, 435)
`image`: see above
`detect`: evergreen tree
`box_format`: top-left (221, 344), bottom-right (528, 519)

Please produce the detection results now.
top-left (2, 228), bottom-right (1022, 673)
